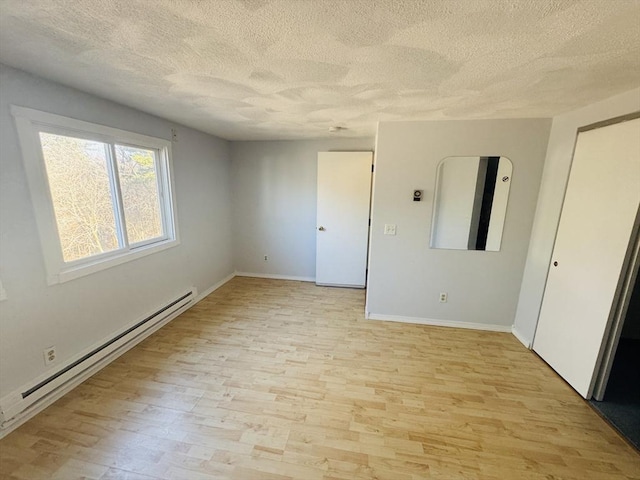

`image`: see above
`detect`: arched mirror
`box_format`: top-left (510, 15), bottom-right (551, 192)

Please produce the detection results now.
top-left (430, 156), bottom-right (512, 251)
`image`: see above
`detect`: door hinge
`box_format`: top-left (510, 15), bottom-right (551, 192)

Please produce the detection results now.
top-left (371, 164), bottom-right (375, 172)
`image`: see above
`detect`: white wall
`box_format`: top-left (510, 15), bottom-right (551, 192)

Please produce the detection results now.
top-left (367, 119), bottom-right (551, 328)
top-left (0, 65), bottom-right (234, 396)
top-left (513, 88), bottom-right (640, 346)
top-left (230, 138), bottom-right (374, 280)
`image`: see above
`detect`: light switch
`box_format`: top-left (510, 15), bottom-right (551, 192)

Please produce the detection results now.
top-left (384, 224), bottom-right (396, 235)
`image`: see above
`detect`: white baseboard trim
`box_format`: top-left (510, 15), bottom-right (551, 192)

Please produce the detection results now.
top-left (511, 326), bottom-right (532, 349)
top-left (0, 273), bottom-right (236, 440)
top-left (194, 272), bottom-right (236, 303)
top-left (235, 271), bottom-right (315, 283)
top-left (316, 282), bottom-right (365, 289)
top-left (366, 313), bottom-right (512, 332)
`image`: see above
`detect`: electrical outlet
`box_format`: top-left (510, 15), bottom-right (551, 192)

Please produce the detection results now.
top-left (264, 255), bottom-right (268, 262)
top-left (43, 347), bottom-right (56, 365)
top-left (439, 292), bottom-right (448, 303)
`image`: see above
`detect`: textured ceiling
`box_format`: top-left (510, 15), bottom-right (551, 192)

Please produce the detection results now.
top-left (0, 0), bottom-right (639, 140)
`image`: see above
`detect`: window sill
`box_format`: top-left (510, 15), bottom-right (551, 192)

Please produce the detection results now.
top-left (47, 239), bottom-right (180, 285)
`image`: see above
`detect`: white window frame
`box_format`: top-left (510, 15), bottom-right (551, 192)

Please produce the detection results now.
top-left (12, 105), bottom-right (179, 285)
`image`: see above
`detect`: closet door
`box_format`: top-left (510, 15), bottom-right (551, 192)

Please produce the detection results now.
top-left (533, 117), bottom-right (640, 399)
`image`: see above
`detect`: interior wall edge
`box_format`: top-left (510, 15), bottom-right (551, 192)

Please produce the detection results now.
top-left (511, 325), bottom-right (532, 349)
top-left (513, 87), bottom-right (640, 347)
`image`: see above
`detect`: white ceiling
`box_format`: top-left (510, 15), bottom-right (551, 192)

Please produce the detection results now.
top-left (1, 0), bottom-right (639, 140)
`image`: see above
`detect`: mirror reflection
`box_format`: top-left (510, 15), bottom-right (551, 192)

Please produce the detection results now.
top-left (430, 156), bottom-right (512, 251)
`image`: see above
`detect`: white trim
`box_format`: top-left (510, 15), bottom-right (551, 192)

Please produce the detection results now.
top-left (11, 105), bottom-right (179, 285)
top-left (366, 313), bottom-right (512, 332)
top-left (365, 128), bottom-right (381, 315)
top-left (13, 113), bottom-right (64, 278)
top-left (56, 239), bottom-right (178, 284)
top-left (511, 325), bottom-right (532, 349)
top-left (235, 271), bottom-right (315, 283)
top-left (194, 272), bottom-right (236, 303)
top-left (11, 105), bottom-right (170, 148)
top-left (316, 282), bottom-right (365, 289)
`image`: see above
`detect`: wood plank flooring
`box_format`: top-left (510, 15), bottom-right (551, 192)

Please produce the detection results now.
top-left (1, 277), bottom-right (638, 479)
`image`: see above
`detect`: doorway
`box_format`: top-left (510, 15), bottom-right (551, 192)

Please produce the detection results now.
top-left (532, 115), bottom-right (640, 398)
top-left (315, 151), bottom-right (373, 288)
top-left (590, 275), bottom-right (640, 450)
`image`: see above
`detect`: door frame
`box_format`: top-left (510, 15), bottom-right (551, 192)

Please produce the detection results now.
top-left (532, 111), bottom-right (640, 399)
top-left (592, 210), bottom-right (640, 400)
top-left (315, 151), bottom-right (373, 288)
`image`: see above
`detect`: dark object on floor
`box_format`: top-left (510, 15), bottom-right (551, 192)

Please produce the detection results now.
top-left (590, 338), bottom-right (640, 450)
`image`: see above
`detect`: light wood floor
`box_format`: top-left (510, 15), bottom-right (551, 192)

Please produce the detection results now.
top-left (1, 277), bottom-right (638, 479)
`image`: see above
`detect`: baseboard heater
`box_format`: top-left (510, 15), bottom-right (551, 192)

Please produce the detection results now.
top-left (0, 288), bottom-right (196, 432)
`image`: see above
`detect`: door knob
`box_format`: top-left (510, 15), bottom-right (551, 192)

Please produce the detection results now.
top-left (318, 226), bottom-right (325, 231)
top-left (553, 261), bottom-right (558, 267)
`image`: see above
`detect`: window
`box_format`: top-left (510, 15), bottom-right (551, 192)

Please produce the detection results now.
top-left (13, 106), bottom-right (178, 284)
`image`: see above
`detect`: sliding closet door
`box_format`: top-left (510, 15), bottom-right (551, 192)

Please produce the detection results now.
top-left (533, 117), bottom-right (640, 399)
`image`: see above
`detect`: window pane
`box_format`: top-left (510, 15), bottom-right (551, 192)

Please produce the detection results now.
top-left (115, 145), bottom-right (164, 244)
top-left (39, 133), bottom-right (119, 262)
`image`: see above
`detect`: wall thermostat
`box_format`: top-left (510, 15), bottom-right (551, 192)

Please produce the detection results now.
top-left (413, 189), bottom-right (423, 202)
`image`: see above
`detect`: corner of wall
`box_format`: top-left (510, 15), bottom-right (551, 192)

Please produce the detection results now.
top-left (512, 88), bottom-right (640, 350)
top-left (511, 325), bottom-right (532, 349)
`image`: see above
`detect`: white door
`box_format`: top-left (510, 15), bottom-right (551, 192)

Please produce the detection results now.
top-left (316, 151), bottom-right (373, 287)
top-left (533, 117), bottom-right (640, 398)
